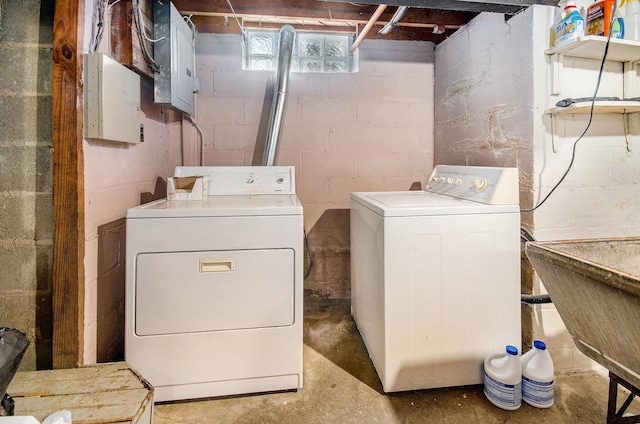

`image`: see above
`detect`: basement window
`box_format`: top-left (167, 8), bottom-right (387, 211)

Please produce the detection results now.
top-left (243, 29), bottom-right (357, 73)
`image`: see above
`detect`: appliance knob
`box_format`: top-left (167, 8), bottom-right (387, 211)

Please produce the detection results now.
top-left (474, 178), bottom-right (488, 192)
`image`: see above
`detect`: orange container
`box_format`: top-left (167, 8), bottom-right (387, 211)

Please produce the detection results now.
top-left (586, 0), bottom-right (617, 36)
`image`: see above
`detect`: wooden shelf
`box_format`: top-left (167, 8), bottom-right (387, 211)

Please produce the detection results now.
top-left (545, 36), bottom-right (640, 62)
top-left (545, 100), bottom-right (640, 115)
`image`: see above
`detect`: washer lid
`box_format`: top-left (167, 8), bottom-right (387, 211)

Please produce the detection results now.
top-left (127, 194), bottom-right (303, 218)
top-left (350, 191), bottom-right (519, 217)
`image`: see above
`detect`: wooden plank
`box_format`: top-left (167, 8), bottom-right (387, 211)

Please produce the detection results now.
top-left (52, 0), bottom-right (85, 369)
top-left (8, 363), bottom-right (153, 424)
top-left (319, 0), bottom-right (556, 14)
top-left (110, 0), bottom-right (154, 78)
top-left (178, 0), bottom-right (476, 43)
top-left (177, 0), bottom-right (555, 16)
top-left (545, 101), bottom-right (640, 115)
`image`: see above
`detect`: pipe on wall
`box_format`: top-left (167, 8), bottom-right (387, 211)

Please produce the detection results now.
top-left (350, 4), bottom-right (387, 52)
top-left (263, 24), bottom-right (295, 167)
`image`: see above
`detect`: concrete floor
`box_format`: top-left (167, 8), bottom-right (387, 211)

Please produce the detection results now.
top-left (154, 296), bottom-right (639, 423)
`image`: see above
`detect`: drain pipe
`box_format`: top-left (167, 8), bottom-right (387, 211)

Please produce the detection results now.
top-left (263, 24), bottom-right (295, 166)
top-left (521, 227), bottom-right (553, 304)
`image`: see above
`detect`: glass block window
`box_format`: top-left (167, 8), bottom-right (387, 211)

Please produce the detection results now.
top-left (243, 29), bottom-right (356, 73)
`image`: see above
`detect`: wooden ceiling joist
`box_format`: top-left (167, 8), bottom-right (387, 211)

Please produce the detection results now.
top-left (174, 0), bottom-right (477, 43)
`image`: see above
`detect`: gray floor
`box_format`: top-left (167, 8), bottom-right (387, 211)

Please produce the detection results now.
top-left (154, 296), bottom-right (639, 423)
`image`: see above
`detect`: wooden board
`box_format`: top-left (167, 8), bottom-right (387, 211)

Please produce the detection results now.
top-left (110, 0), bottom-right (154, 78)
top-left (52, 0), bottom-right (85, 370)
top-left (7, 363), bottom-right (153, 424)
top-left (545, 100), bottom-right (640, 115)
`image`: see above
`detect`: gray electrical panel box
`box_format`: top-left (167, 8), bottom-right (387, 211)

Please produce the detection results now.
top-left (153, 1), bottom-right (199, 115)
top-left (84, 53), bottom-right (141, 144)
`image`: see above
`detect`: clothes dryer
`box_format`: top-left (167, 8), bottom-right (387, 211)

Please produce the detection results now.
top-left (350, 165), bottom-right (521, 392)
top-left (126, 166), bottom-right (303, 402)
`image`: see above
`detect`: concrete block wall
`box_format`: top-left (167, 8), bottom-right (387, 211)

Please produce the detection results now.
top-left (434, 5), bottom-right (640, 372)
top-left (82, 80), bottom-right (182, 364)
top-left (195, 34), bottom-right (435, 298)
top-left (0, 0), bottom-right (55, 370)
top-left (81, 2), bottom-right (184, 363)
top-left (529, 3), bottom-right (640, 372)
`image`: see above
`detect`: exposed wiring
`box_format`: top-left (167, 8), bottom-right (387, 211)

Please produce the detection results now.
top-left (134, 0), bottom-right (162, 72)
top-left (89, 0), bottom-right (108, 53)
top-left (107, 0), bottom-right (123, 10)
top-left (183, 114), bottom-right (205, 166)
top-left (225, 0), bottom-right (248, 39)
top-left (521, 1), bottom-right (618, 214)
top-left (304, 228), bottom-right (314, 280)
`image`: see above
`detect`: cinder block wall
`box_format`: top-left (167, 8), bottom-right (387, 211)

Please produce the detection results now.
top-left (194, 34), bottom-right (436, 298)
top-left (0, 0), bottom-right (55, 370)
top-left (434, 6), bottom-right (640, 372)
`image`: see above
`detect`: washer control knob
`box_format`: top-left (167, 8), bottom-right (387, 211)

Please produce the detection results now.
top-left (474, 178), bottom-right (488, 192)
top-left (455, 178), bottom-right (463, 185)
top-left (276, 178), bottom-right (284, 184)
top-left (438, 177), bottom-right (446, 183)
top-left (246, 178), bottom-right (255, 184)
top-left (447, 177), bottom-right (454, 184)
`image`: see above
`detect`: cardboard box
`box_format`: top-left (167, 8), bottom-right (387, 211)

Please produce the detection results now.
top-left (167, 176), bottom-right (208, 200)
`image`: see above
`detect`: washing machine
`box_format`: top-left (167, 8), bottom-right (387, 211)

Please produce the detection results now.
top-left (125, 166), bottom-right (303, 402)
top-left (350, 165), bottom-right (521, 393)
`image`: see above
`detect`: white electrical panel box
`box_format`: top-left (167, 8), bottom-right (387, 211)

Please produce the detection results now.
top-left (153, 1), bottom-right (199, 115)
top-left (84, 53), bottom-right (141, 144)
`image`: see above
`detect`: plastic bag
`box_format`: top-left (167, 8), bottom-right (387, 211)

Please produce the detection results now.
top-left (0, 328), bottom-right (30, 416)
top-left (43, 410), bottom-right (72, 424)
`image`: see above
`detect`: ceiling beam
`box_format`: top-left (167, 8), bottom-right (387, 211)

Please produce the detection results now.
top-left (173, 0), bottom-right (477, 43)
top-left (320, 0), bottom-right (558, 15)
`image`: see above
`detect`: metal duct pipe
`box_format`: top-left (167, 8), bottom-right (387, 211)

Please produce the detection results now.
top-left (378, 6), bottom-right (408, 35)
top-left (263, 24), bottom-right (295, 166)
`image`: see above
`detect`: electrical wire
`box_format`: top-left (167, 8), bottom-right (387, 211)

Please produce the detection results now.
top-left (89, 0), bottom-right (108, 53)
top-left (304, 228), bottom-right (314, 280)
top-left (134, 0), bottom-right (162, 72)
top-left (521, 1), bottom-right (618, 214)
top-left (225, 0), bottom-right (248, 39)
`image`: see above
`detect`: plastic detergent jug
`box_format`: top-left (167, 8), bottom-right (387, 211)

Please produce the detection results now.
top-left (623, 0), bottom-right (640, 40)
top-left (587, 0), bottom-right (625, 38)
top-left (555, 1), bottom-right (585, 47)
top-left (483, 345), bottom-right (522, 410)
top-left (521, 340), bottom-right (555, 408)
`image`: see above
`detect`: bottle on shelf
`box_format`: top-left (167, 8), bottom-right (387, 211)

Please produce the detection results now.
top-left (586, 0), bottom-right (625, 38)
top-left (555, 1), bottom-right (586, 47)
top-left (623, 0), bottom-right (640, 40)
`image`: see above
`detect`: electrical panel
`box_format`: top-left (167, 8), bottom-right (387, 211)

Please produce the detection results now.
top-left (84, 53), bottom-right (141, 144)
top-left (153, 1), bottom-right (199, 115)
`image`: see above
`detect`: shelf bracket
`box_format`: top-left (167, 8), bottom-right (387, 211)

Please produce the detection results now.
top-left (550, 114), bottom-right (557, 153)
top-left (549, 53), bottom-right (563, 96)
top-left (624, 61), bottom-right (640, 98)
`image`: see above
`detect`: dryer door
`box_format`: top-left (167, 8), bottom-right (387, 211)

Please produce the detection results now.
top-left (134, 248), bottom-right (295, 336)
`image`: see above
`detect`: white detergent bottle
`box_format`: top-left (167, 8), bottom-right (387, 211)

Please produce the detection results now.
top-left (484, 345), bottom-right (522, 410)
top-left (522, 340), bottom-right (555, 408)
top-left (555, 1), bottom-right (585, 47)
top-left (623, 0), bottom-right (640, 41)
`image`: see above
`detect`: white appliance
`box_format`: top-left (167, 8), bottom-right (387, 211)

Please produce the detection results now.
top-left (126, 166), bottom-right (303, 402)
top-left (350, 165), bottom-right (521, 393)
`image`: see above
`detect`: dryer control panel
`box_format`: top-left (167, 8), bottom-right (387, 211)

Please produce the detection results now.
top-left (174, 166), bottom-right (296, 195)
top-left (426, 165), bottom-right (519, 205)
